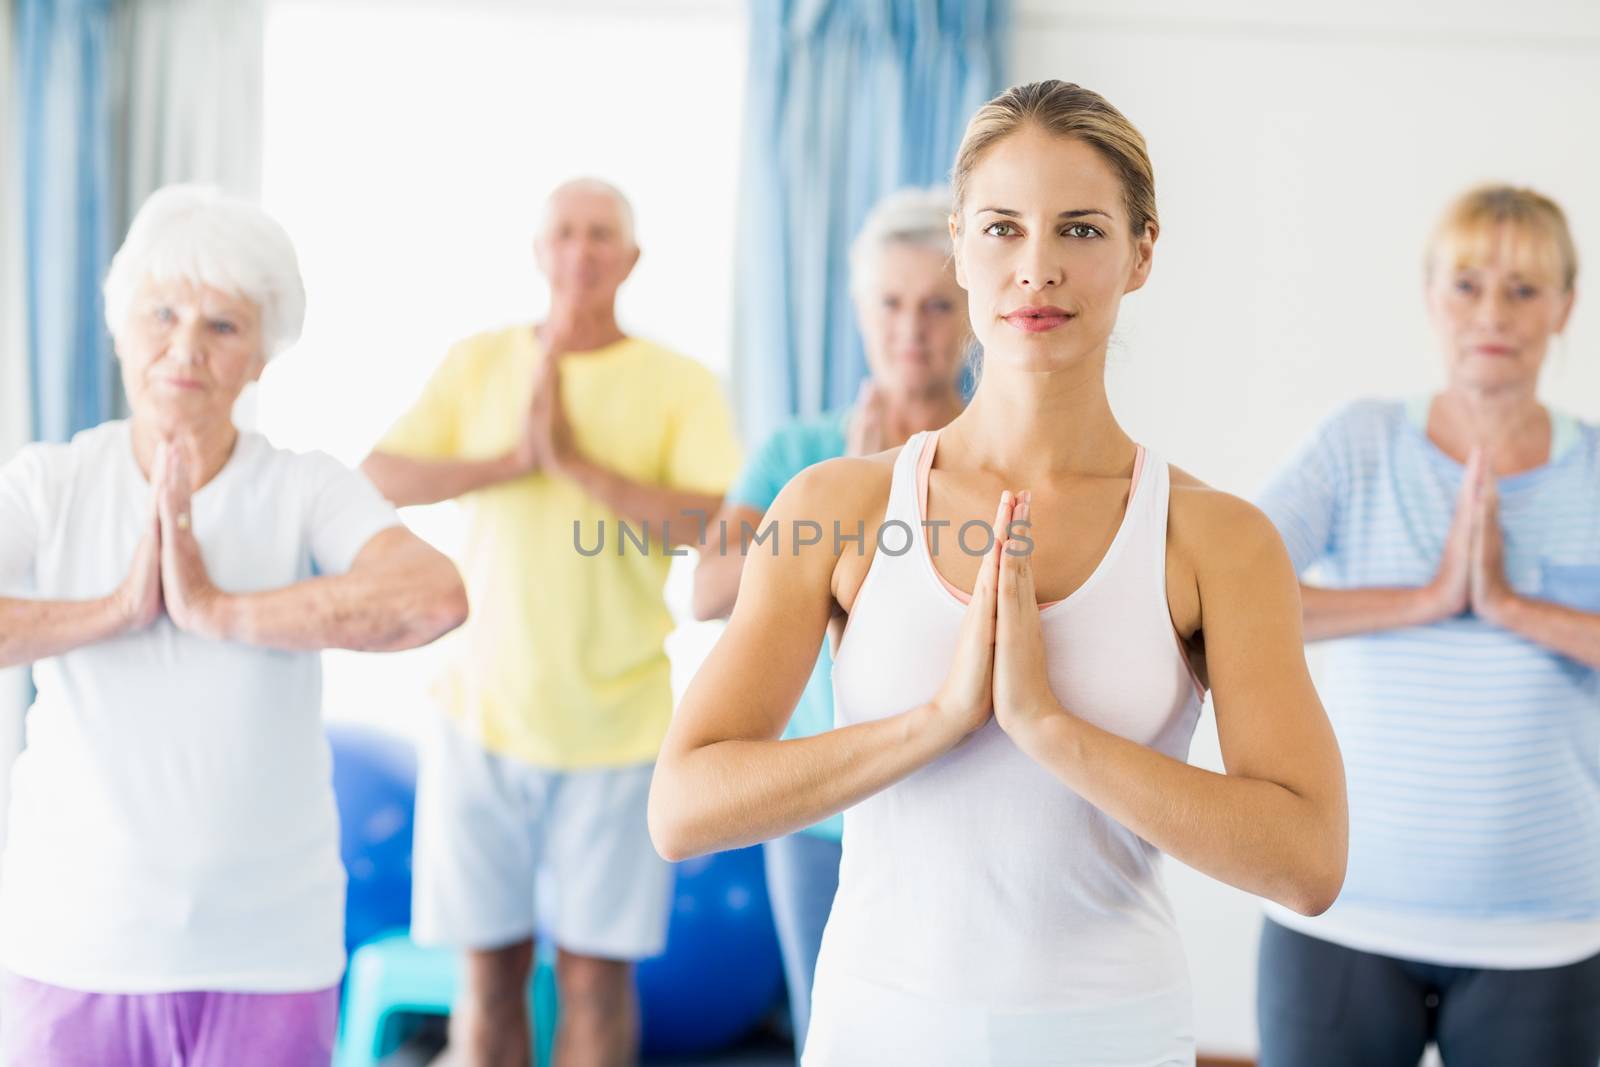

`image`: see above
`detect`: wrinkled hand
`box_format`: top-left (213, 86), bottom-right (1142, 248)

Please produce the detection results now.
top-left (992, 491), bottom-right (1065, 741)
top-left (929, 491), bottom-right (1011, 742)
top-left (157, 443), bottom-right (227, 639)
top-left (510, 394), bottom-right (546, 477)
top-left (114, 482), bottom-right (163, 632)
top-left (845, 381), bottom-right (887, 457)
top-left (513, 322), bottom-right (580, 476)
top-left (518, 350), bottom-right (578, 476)
top-left (1469, 456), bottom-right (1514, 623)
top-left (1425, 446), bottom-right (1481, 620)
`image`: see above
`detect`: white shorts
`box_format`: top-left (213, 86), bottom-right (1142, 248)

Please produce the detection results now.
top-left (410, 711), bottom-right (673, 960)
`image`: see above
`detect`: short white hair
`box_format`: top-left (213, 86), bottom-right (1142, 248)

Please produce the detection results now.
top-left (542, 176), bottom-right (637, 248)
top-left (848, 186), bottom-right (955, 296)
top-left (103, 184), bottom-right (306, 359)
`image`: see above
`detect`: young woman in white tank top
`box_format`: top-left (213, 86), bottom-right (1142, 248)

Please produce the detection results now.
top-left (650, 81), bottom-right (1348, 1066)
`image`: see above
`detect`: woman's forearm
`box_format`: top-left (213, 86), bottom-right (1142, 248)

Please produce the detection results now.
top-left (1014, 711), bottom-right (1347, 916)
top-left (649, 702), bottom-right (957, 861)
top-left (0, 595), bottom-right (132, 668)
top-left (1300, 582), bottom-right (1447, 641)
top-left (361, 451), bottom-right (523, 507)
top-left (208, 551), bottom-right (467, 653)
top-left (1483, 593), bottom-right (1600, 668)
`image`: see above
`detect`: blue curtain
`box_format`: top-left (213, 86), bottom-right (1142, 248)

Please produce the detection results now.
top-left (16, 0), bottom-right (117, 443)
top-left (733, 0), bottom-right (1007, 444)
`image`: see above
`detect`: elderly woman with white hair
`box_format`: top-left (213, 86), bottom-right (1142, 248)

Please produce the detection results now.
top-left (688, 186), bottom-right (969, 1060)
top-left (0, 184), bottom-right (468, 1066)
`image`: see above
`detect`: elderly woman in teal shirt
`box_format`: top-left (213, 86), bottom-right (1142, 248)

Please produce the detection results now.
top-left (691, 187), bottom-right (969, 1059)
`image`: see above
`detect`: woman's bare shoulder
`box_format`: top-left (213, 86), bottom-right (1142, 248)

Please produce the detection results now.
top-left (1166, 463), bottom-right (1291, 576)
top-left (765, 446), bottom-right (901, 536)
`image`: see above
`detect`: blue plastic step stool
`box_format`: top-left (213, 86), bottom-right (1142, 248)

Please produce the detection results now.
top-left (336, 931), bottom-right (558, 1067)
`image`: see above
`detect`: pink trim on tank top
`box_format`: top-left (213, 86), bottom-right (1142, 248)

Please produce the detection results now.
top-left (914, 429), bottom-right (1146, 608)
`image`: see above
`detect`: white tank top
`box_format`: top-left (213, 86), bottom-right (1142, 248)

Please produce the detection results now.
top-left (805, 430), bottom-right (1205, 1066)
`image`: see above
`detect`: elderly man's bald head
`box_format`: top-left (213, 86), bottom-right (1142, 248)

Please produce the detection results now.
top-left (540, 177), bottom-right (636, 249)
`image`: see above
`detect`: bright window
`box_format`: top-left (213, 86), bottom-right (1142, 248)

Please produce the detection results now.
top-left (258, 0), bottom-right (747, 738)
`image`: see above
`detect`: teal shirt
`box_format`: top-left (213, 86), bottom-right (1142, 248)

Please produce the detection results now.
top-left (726, 408), bottom-right (851, 840)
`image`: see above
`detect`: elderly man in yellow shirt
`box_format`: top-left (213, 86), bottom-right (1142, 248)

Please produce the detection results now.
top-left (362, 178), bottom-right (741, 1067)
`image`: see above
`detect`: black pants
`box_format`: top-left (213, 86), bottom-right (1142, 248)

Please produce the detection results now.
top-left (1257, 918), bottom-right (1600, 1067)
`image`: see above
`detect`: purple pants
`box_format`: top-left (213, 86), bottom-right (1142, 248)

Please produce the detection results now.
top-left (0, 973), bottom-right (339, 1067)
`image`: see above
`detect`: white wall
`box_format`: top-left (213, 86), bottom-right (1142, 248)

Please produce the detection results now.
top-left (1011, 0), bottom-right (1600, 1056)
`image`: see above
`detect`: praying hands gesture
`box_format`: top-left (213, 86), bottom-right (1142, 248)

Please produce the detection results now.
top-left (512, 333), bottom-right (581, 477)
top-left (1465, 454), bottom-right (1516, 624)
top-left (930, 490), bottom-right (1069, 750)
top-left (845, 381), bottom-right (889, 458)
top-left (4, 440), bottom-right (468, 671)
top-left (992, 491), bottom-right (1065, 740)
top-left (110, 441), bottom-right (228, 639)
top-left (1420, 448), bottom-right (1517, 626)
top-left (651, 452), bottom-right (1345, 914)
top-left (154, 444), bottom-right (230, 638)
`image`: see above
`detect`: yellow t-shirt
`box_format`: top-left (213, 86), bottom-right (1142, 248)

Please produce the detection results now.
top-left (378, 326), bottom-right (741, 768)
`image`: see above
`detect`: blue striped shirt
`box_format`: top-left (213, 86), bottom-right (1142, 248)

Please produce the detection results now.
top-left (1259, 399), bottom-right (1600, 935)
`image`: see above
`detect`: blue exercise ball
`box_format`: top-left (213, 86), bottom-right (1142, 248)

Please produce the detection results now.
top-left (328, 724), bottom-right (417, 956)
top-left (636, 846), bottom-right (785, 1057)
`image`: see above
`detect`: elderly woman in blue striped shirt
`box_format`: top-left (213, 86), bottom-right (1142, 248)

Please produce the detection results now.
top-left (1255, 184), bottom-right (1600, 1067)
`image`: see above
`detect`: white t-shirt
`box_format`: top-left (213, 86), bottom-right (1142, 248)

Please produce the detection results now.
top-left (0, 420), bottom-right (399, 993)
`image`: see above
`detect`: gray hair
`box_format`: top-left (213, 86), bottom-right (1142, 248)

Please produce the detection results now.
top-left (103, 184), bottom-right (306, 358)
top-left (542, 176), bottom-right (637, 249)
top-left (848, 186), bottom-right (955, 297)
